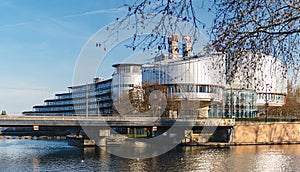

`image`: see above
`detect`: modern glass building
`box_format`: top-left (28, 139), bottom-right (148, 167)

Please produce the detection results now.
top-left (23, 92), bottom-right (74, 116)
top-left (224, 89), bottom-right (257, 118)
top-left (23, 78), bottom-right (114, 116)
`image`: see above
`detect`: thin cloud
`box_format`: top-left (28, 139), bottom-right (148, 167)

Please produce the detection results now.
top-left (0, 22), bottom-right (33, 30)
top-left (0, 6), bottom-right (126, 30)
top-left (63, 6), bottom-right (127, 18)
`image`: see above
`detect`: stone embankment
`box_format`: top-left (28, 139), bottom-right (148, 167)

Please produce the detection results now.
top-left (183, 122), bottom-right (300, 146)
top-left (231, 122), bottom-right (300, 144)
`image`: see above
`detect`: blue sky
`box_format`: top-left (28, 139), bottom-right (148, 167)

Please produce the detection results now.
top-left (0, 0), bottom-right (212, 113)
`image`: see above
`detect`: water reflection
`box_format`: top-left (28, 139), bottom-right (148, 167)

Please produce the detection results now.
top-left (229, 145), bottom-right (300, 172)
top-left (181, 147), bottom-right (231, 172)
top-left (254, 149), bottom-right (290, 171)
top-left (1, 140), bottom-right (300, 171)
top-left (32, 156), bottom-right (39, 172)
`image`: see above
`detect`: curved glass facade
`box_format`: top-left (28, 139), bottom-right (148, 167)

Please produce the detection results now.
top-left (224, 89), bottom-right (258, 118)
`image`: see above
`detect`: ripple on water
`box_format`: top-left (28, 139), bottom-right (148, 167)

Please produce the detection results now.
top-left (1, 140), bottom-right (300, 171)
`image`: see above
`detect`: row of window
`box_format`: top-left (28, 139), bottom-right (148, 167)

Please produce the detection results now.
top-left (75, 109), bottom-right (112, 115)
top-left (44, 97), bottom-right (113, 106)
top-left (115, 66), bottom-right (142, 74)
top-left (72, 83), bottom-right (106, 92)
top-left (73, 102), bottom-right (113, 110)
top-left (112, 84), bottom-right (135, 88)
top-left (71, 82), bottom-right (112, 93)
top-left (167, 85), bottom-right (221, 93)
top-left (97, 89), bottom-right (111, 95)
top-left (72, 84), bottom-right (113, 93)
top-left (25, 112), bottom-right (76, 116)
top-left (96, 82), bottom-right (112, 90)
top-left (224, 90), bottom-right (257, 104)
top-left (224, 96), bottom-right (256, 103)
top-left (34, 106), bottom-right (74, 112)
top-left (224, 104), bottom-right (257, 110)
top-left (97, 96), bottom-right (111, 102)
top-left (73, 98), bottom-right (99, 104)
top-left (71, 89), bottom-right (111, 98)
top-left (99, 102), bottom-right (113, 108)
top-left (74, 104), bottom-right (98, 110)
top-left (56, 94), bottom-right (72, 100)
top-left (45, 100), bottom-right (73, 106)
top-left (100, 109), bottom-right (112, 114)
top-left (72, 92), bottom-right (96, 98)
top-left (36, 101), bottom-right (113, 112)
top-left (257, 93), bottom-right (284, 101)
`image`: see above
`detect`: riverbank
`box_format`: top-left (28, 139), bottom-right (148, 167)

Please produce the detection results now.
top-left (181, 122), bottom-right (300, 147)
top-left (2, 122), bottom-right (300, 147)
top-left (0, 135), bottom-right (66, 140)
top-left (182, 141), bottom-right (300, 147)
top-left (232, 122), bottom-right (300, 144)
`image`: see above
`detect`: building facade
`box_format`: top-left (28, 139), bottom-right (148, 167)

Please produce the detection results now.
top-left (23, 35), bottom-right (287, 118)
top-left (23, 78), bottom-right (114, 116)
top-left (23, 92), bottom-right (74, 116)
top-left (225, 52), bottom-right (287, 117)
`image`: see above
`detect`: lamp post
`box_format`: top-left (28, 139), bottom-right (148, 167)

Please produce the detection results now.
top-left (86, 83), bottom-right (89, 118)
top-left (265, 84), bottom-right (270, 122)
top-left (265, 100), bottom-right (268, 122)
top-left (230, 87), bottom-right (234, 119)
top-left (158, 106), bottom-right (162, 120)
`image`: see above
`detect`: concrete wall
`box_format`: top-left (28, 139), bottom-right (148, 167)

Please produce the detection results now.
top-left (232, 122), bottom-right (300, 143)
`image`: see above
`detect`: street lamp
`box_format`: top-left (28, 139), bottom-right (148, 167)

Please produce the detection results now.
top-left (265, 100), bottom-right (269, 122)
top-left (265, 84), bottom-right (271, 122)
top-left (158, 106), bottom-right (162, 120)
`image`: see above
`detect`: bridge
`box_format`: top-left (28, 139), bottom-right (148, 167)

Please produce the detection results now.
top-left (0, 115), bottom-right (235, 127)
top-left (0, 115), bottom-right (236, 146)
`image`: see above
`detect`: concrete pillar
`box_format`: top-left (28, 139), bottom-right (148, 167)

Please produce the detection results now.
top-left (127, 127), bottom-right (130, 135)
top-left (98, 137), bottom-right (106, 147)
top-left (198, 106), bottom-right (209, 118)
top-left (99, 129), bottom-right (110, 137)
top-left (134, 128), bottom-right (137, 138)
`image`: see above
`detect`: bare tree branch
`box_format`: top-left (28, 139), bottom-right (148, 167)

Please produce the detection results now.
top-left (210, 0), bottom-right (300, 83)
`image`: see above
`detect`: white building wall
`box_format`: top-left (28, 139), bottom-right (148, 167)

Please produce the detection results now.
top-left (228, 53), bottom-right (287, 107)
top-left (112, 64), bottom-right (142, 101)
top-left (143, 55), bottom-right (225, 85)
top-left (142, 54), bottom-right (226, 101)
top-left (254, 55), bottom-right (287, 106)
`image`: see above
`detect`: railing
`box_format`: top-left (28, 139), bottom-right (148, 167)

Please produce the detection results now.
top-left (0, 115), bottom-right (235, 127)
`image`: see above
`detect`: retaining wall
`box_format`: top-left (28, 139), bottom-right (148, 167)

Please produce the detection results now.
top-left (232, 122), bottom-right (300, 143)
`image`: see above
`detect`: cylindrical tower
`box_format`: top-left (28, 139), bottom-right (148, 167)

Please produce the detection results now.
top-left (168, 34), bottom-right (179, 59)
top-left (253, 54), bottom-right (287, 107)
top-left (142, 53), bottom-right (226, 118)
top-left (182, 35), bottom-right (193, 58)
top-left (111, 64), bottom-right (142, 101)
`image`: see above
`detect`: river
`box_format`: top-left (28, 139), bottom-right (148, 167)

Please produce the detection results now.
top-left (0, 140), bottom-right (299, 171)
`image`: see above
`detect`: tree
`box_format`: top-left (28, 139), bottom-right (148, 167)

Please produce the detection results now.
top-left (282, 83), bottom-right (300, 116)
top-left (111, 1), bottom-right (298, 116)
top-left (210, 0), bottom-right (300, 82)
top-left (269, 82), bottom-right (300, 116)
top-left (121, 1), bottom-right (298, 77)
top-left (116, 0), bottom-right (206, 52)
